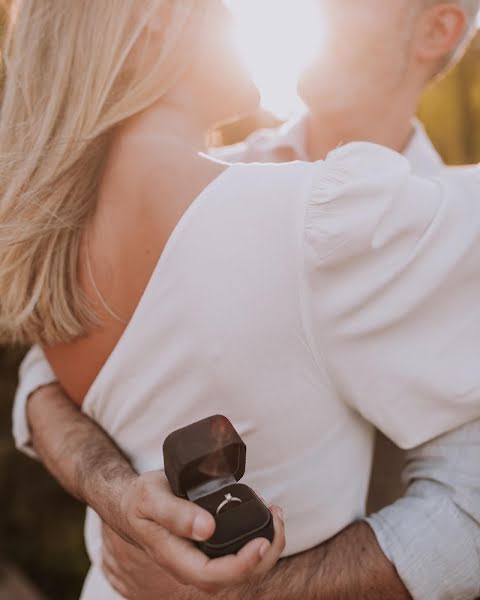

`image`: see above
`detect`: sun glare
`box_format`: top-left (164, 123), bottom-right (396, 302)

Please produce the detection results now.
top-left (227, 0), bottom-right (324, 118)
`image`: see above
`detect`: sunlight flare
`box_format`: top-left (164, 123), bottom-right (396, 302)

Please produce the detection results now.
top-left (227, 0), bottom-right (325, 117)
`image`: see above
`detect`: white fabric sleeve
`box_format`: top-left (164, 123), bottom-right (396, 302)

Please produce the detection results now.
top-left (366, 419), bottom-right (480, 600)
top-left (13, 345), bottom-right (57, 459)
top-left (304, 142), bottom-right (480, 449)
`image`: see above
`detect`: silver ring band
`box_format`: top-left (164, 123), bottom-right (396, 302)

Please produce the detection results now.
top-left (216, 493), bottom-right (242, 515)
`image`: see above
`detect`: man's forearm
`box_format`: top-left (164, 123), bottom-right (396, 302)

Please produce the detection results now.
top-left (244, 522), bottom-right (410, 600)
top-left (27, 384), bottom-right (137, 535)
top-left (179, 522), bottom-right (411, 600)
top-left (26, 386), bottom-right (411, 599)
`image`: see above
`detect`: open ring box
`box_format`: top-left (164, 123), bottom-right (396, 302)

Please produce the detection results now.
top-left (163, 415), bottom-right (274, 558)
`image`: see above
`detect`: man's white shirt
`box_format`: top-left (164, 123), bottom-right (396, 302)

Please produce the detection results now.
top-left (214, 111), bottom-right (444, 177)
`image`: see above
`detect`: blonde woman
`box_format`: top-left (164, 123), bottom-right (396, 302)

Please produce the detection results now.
top-left (2, 1), bottom-right (480, 599)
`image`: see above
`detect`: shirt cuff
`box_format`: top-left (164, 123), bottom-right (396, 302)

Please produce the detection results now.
top-left (13, 345), bottom-right (57, 460)
top-left (366, 489), bottom-right (480, 600)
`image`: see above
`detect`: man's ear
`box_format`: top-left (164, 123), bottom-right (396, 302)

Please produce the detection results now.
top-left (414, 3), bottom-right (467, 64)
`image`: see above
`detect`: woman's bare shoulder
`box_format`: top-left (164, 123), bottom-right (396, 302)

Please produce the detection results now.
top-left (92, 137), bottom-right (228, 308)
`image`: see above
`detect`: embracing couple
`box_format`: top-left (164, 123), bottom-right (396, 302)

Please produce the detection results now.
top-left (2, 0), bottom-right (480, 599)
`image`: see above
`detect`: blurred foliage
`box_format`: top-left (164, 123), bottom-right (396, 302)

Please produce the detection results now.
top-left (0, 12), bottom-right (478, 600)
top-left (419, 33), bottom-right (480, 164)
top-left (0, 348), bottom-right (88, 600)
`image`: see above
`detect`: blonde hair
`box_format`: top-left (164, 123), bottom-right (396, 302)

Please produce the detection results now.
top-left (0, 0), bottom-right (206, 346)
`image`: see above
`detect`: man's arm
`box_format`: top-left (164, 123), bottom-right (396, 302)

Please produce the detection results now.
top-left (367, 420), bottom-right (480, 600)
top-left (236, 522), bottom-right (410, 600)
top-left (26, 383), bottom-right (137, 533)
top-left (239, 420), bottom-right (480, 600)
top-left (18, 354), bottom-right (480, 599)
top-left (102, 421), bottom-right (480, 600)
top-left (238, 420), bottom-right (480, 600)
top-left (24, 383), bottom-right (285, 594)
top-left (25, 384), bottom-right (411, 599)
top-left (102, 517), bottom-right (410, 600)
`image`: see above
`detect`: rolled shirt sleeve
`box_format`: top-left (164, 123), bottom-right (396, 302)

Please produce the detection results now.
top-left (13, 345), bottom-right (57, 459)
top-left (304, 143), bottom-right (480, 449)
top-left (367, 419), bottom-right (480, 600)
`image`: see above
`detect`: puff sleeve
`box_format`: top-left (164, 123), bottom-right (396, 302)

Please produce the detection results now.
top-left (303, 142), bottom-right (480, 449)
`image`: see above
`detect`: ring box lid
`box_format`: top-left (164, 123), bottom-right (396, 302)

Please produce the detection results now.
top-left (163, 415), bottom-right (247, 500)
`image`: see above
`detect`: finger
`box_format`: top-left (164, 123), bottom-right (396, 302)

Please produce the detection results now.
top-left (102, 523), bottom-right (137, 576)
top-left (102, 556), bottom-right (132, 599)
top-left (102, 546), bottom-right (123, 582)
top-left (137, 475), bottom-right (215, 542)
top-left (199, 537), bottom-right (271, 593)
top-left (102, 523), bottom-right (116, 557)
top-left (252, 506), bottom-right (286, 576)
top-left (151, 530), bottom-right (267, 591)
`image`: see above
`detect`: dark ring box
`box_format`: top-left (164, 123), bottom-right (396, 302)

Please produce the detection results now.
top-left (163, 415), bottom-right (274, 558)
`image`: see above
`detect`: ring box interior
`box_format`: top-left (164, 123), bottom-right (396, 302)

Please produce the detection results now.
top-left (163, 415), bottom-right (274, 558)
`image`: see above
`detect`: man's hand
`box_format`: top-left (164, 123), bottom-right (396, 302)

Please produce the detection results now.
top-left (102, 519), bottom-right (411, 600)
top-left (102, 522), bottom-right (194, 600)
top-left (102, 505), bottom-right (285, 598)
top-left (116, 472), bottom-right (286, 593)
top-left (27, 384), bottom-right (408, 599)
top-left (27, 385), bottom-right (285, 594)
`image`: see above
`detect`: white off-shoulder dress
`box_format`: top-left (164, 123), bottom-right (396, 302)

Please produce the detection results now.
top-left (77, 143), bottom-right (480, 599)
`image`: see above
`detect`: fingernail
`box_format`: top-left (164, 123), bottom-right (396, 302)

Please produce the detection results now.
top-left (259, 541), bottom-right (270, 559)
top-left (193, 513), bottom-right (212, 541)
top-left (277, 508), bottom-right (284, 523)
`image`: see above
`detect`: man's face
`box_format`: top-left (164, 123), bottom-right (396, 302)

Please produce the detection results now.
top-left (298, 0), bottom-right (417, 111)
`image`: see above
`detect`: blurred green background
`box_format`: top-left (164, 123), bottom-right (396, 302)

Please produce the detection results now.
top-left (418, 34), bottom-right (480, 164)
top-left (0, 23), bottom-right (479, 600)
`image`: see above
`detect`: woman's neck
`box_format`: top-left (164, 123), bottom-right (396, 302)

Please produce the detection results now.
top-left (121, 102), bottom-right (209, 153)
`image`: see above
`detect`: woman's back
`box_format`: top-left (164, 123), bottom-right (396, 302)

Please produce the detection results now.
top-left (78, 156), bottom-right (374, 568)
top-left (45, 118), bottom-right (230, 402)
top-left (46, 142), bottom-right (480, 595)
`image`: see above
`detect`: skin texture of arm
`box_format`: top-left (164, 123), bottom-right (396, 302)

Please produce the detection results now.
top-left (229, 522), bottom-right (411, 600)
top-left (27, 384), bottom-right (411, 599)
top-left (102, 519), bottom-right (411, 600)
top-left (26, 383), bottom-right (137, 532)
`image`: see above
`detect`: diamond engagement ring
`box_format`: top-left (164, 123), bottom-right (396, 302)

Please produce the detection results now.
top-left (216, 492), bottom-right (242, 515)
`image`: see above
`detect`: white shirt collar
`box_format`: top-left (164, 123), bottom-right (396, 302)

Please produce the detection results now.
top-left (403, 119), bottom-right (444, 176)
top-left (271, 114), bottom-right (444, 175)
top-left (273, 111), bottom-right (310, 162)
top-left (219, 112), bottom-right (445, 173)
